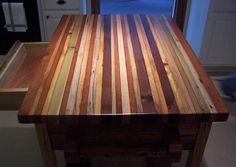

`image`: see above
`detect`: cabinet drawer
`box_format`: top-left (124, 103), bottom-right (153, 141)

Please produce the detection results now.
top-left (0, 41), bottom-right (48, 110)
top-left (44, 0), bottom-right (84, 10)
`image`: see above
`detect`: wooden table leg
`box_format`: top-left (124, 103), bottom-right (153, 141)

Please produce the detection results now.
top-left (35, 123), bottom-right (57, 167)
top-left (186, 122), bottom-right (212, 167)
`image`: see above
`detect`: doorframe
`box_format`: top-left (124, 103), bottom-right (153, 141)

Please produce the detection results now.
top-left (173, 0), bottom-right (189, 31)
top-left (91, 0), bottom-right (189, 32)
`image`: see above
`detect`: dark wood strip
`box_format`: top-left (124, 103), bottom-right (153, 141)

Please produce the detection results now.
top-left (127, 15), bottom-right (156, 114)
top-left (113, 16), bottom-right (122, 114)
top-left (59, 16), bottom-right (87, 115)
top-left (156, 15), bottom-right (202, 114)
top-left (35, 16), bottom-right (75, 115)
top-left (141, 15), bottom-right (179, 114)
top-left (19, 16), bottom-right (71, 115)
top-left (80, 16), bottom-right (98, 115)
top-left (101, 15), bottom-right (112, 114)
top-left (120, 15), bottom-right (137, 113)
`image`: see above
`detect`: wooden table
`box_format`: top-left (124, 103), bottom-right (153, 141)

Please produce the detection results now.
top-left (18, 15), bottom-right (228, 167)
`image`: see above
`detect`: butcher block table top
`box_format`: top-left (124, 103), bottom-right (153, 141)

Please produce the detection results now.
top-left (18, 15), bottom-right (228, 123)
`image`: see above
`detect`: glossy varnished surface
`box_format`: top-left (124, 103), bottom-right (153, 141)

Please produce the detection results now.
top-left (18, 15), bottom-right (228, 123)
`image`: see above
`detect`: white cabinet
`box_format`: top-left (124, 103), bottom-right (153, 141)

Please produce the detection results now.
top-left (201, 13), bottom-right (236, 67)
top-left (186, 0), bottom-right (236, 71)
top-left (44, 0), bottom-right (83, 10)
top-left (44, 10), bottom-right (81, 40)
top-left (37, 0), bottom-right (86, 41)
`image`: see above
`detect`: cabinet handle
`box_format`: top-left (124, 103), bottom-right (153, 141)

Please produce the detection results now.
top-left (57, 0), bottom-right (66, 5)
top-left (46, 15), bottom-right (50, 19)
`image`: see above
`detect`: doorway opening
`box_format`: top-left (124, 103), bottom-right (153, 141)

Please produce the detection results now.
top-left (91, 0), bottom-right (188, 31)
top-left (101, 0), bottom-right (174, 15)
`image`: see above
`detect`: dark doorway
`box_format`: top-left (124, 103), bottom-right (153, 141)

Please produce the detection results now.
top-left (91, 0), bottom-right (188, 31)
top-left (100, 0), bottom-right (174, 15)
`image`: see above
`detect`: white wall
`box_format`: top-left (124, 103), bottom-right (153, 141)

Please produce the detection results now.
top-left (185, 0), bottom-right (211, 57)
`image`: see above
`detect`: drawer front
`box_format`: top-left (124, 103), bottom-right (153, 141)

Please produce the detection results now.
top-left (44, 0), bottom-right (84, 10)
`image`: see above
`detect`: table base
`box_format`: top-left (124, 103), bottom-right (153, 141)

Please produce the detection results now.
top-left (35, 122), bottom-right (211, 167)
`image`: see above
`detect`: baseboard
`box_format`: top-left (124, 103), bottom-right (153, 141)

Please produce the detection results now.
top-left (203, 65), bottom-right (236, 76)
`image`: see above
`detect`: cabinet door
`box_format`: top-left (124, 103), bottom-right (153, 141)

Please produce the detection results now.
top-left (200, 13), bottom-right (236, 66)
top-left (44, 11), bottom-right (80, 41)
top-left (43, 0), bottom-right (84, 10)
top-left (45, 16), bottom-right (60, 41)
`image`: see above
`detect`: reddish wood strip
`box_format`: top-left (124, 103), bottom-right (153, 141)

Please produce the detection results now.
top-left (35, 16), bottom-right (75, 115)
top-left (101, 15), bottom-right (112, 114)
top-left (127, 15), bottom-right (156, 113)
top-left (59, 16), bottom-right (87, 115)
top-left (120, 15), bottom-right (137, 113)
top-left (140, 15), bottom-right (179, 114)
top-left (113, 16), bottom-right (122, 114)
top-left (80, 16), bottom-right (98, 115)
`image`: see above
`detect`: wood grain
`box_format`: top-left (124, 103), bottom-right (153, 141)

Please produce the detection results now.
top-left (18, 15), bottom-right (228, 123)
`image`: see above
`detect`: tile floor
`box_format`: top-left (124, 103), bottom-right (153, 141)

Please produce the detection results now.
top-left (0, 78), bottom-right (235, 167)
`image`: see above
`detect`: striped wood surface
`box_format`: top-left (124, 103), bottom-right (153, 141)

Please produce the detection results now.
top-left (18, 15), bottom-right (228, 123)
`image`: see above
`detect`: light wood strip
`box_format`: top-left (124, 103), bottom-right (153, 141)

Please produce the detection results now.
top-left (123, 16), bottom-right (143, 113)
top-left (154, 16), bottom-right (199, 114)
top-left (147, 15), bottom-right (196, 114)
top-left (134, 15), bottom-right (168, 114)
top-left (66, 16), bottom-right (91, 115)
top-left (163, 16), bottom-right (217, 113)
top-left (151, 15), bottom-right (203, 114)
top-left (75, 15), bottom-right (95, 115)
top-left (43, 21), bottom-right (75, 115)
top-left (68, 16), bottom-right (83, 47)
top-left (166, 16), bottom-right (227, 115)
top-left (94, 17), bottom-right (104, 115)
top-left (80, 15), bottom-right (98, 115)
top-left (47, 48), bottom-right (75, 115)
top-left (60, 16), bottom-right (86, 115)
top-left (111, 15), bottom-right (116, 115)
top-left (156, 16), bottom-right (207, 113)
top-left (87, 15), bottom-right (102, 115)
top-left (116, 15), bottom-right (131, 114)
